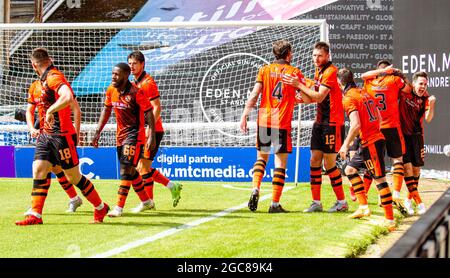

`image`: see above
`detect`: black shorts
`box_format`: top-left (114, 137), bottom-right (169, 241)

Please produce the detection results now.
top-left (143, 131), bottom-right (164, 161)
top-left (347, 148), bottom-right (365, 171)
top-left (403, 134), bottom-right (425, 167)
top-left (361, 139), bottom-right (386, 179)
top-left (381, 127), bottom-right (405, 158)
top-left (117, 138), bottom-right (144, 167)
top-left (310, 123), bottom-right (345, 153)
top-left (256, 127), bottom-right (292, 154)
top-left (34, 133), bottom-right (79, 169)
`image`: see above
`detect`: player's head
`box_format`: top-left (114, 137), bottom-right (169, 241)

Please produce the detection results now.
top-left (112, 62), bottom-right (131, 89)
top-left (337, 68), bottom-right (355, 91)
top-left (272, 40), bottom-right (292, 61)
top-left (127, 50), bottom-right (145, 77)
top-left (412, 71), bottom-right (428, 96)
top-left (376, 59), bottom-right (391, 69)
top-left (312, 41), bottom-right (330, 68)
top-left (30, 48), bottom-right (52, 75)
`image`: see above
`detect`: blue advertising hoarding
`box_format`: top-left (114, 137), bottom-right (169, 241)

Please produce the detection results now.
top-left (13, 146), bottom-right (311, 182)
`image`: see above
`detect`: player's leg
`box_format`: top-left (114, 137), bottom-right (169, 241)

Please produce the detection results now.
top-left (403, 162), bottom-right (417, 215)
top-left (16, 134), bottom-right (53, 225)
top-left (363, 140), bottom-right (395, 231)
top-left (382, 127), bottom-right (406, 214)
top-left (248, 126), bottom-right (270, 212)
top-left (304, 123), bottom-right (324, 212)
top-left (412, 166), bottom-right (426, 214)
top-left (324, 125), bottom-right (347, 212)
top-left (60, 134), bottom-right (109, 223)
top-left (345, 154), bottom-right (370, 219)
top-left (268, 128), bottom-right (290, 213)
top-left (52, 164), bottom-right (82, 213)
top-left (134, 158), bottom-right (156, 212)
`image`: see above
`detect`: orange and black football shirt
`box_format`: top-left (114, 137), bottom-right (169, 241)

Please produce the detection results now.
top-left (399, 90), bottom-right (429, 135)
top-left (314, 62), bottom-right (344, 126)
top-left (132, 71), bottom-right (164, 132)
top-left (342, 86), bottom-right (384, 147)
top-left (27, 65), bottom-right (76, 135)
top-left (364, 74), bottom-right (405, 129)
top-left (104, 81), bottom-right (152, 146)
top-left (256, 59), bottom-right (305, 131)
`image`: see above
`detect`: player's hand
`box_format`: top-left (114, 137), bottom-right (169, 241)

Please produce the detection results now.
top-left (295, 91), bottom-right (304, 104)
top-left (338, 145), bottom-right (348, 160)
top-left (91, 133), bottom-right (100, 148)
top-left (428, 95), bottom-right (436, 105)
top-left (45, 111), bottom-right (54, 125)
top-left (29, 127), bottom-right (40, 138)
top-left (240, 116), bottom-right (248, 134)
top-left (282, 75), bottom-right (300, 89)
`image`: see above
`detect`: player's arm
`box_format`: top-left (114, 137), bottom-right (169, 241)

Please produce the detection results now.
top-left (26, 103), bottom-right (40, 138)
top-left (91, 106), bottom-right (112, 148)
top-left (361, 65), bottom-right (395, 81)
top-left (240, 82), bottom-right (262, 133)
top-left (70, 97), bottom-right (81, 144)
top-left (339, 111), bottom-right (361, 160)
top-left (150, 97), bottom-right (161, 123)
top-left (282, 75), bottom-right (327, 103)
top-left (425, 95), bottom-right (436, 123)
top-left (45, 84), bottom-right (73, 124)
top-left (144, 108), bottom-right (156, 151)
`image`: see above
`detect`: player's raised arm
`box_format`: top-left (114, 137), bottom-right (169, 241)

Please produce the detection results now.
top-left (425, 95), bottom-right (436, 123)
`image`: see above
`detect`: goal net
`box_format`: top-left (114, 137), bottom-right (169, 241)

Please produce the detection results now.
top-left (0, 20), bottom-right (327, 148)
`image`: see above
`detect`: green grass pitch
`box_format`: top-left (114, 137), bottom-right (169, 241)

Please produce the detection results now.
top-left (0, 178), bottom-right (397, 258)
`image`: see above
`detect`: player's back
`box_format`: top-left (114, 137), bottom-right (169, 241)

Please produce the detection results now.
top-left (343, 87), bottom-right (384, 147)
top-left (257, 60), bottom-right (304, 130)
top-left (364, 75), bottom-right (405, 129)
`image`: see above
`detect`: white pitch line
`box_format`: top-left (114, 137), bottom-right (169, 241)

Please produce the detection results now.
top-left (90, 186), bottom-right (294, 258)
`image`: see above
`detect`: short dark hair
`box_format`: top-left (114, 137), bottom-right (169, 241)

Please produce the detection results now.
top-left (31, 48), bottom-right (51, 64)
top-left (377, 59), bottom-right (391, 68)
top-left (272, 40), bottom-right (292, 60)
top-left (412, 71), bottom-right (428, 82)
top-left (127, 50), bottom-right (145, 63)
top-left (314, 41), bottom-right (330, 53)
top-left (337, 68), bottom-right (355, 87)
top-left (114, 62), bottom-right (131, 76)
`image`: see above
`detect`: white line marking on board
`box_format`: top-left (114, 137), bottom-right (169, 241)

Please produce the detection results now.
top-left (90, 186), bottom-right (294, 258)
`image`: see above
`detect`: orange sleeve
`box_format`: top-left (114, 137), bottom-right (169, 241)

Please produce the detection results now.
top-left (343, 94), bottom-right (358, 116)
top-left (27, 81), bottom-right (39, 104)
top-left (46, 73), bottom-right (69, 94)
top-left (137, 89), bottom-right (153, 112)
top-left (320, 67), bottom-right (337, 89)
top-left (104, 87), bottom-right (112, 107)
top-left (143, 78), bottom-right (160, 101)
top-left (256, 66), bottom-right (265, 83)
top-left (393, 75), bottom-right (406, 90)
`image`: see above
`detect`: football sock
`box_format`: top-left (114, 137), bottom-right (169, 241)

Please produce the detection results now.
top-left (56, 171), bottom-right (77, 199)
top-left (272, 168), bottom-right (285, 203)
top-left (347, 173), bottom-right (368, 205)
top-left (141, 172), bottom-right (154, 200)
top-left (131, 172), bottom-right (149, 202)
top-left (327, 166), bottom-right (345, 201)
top-left (376, 181), bottom-right (394, 220)
top-left (75, 176), bottom-right (102, 207)
top-left (31, 178), bottom-right (50, 215)
top-left (392, 162), bottom-right (405, 193)
top-left (252, 159), bottom-right (266, 191)
top-left (310, 166), bottom-right (322, 201)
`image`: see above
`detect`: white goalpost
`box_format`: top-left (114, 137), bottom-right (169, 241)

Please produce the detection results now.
top-left (0, 19), bottom-right (328, 183)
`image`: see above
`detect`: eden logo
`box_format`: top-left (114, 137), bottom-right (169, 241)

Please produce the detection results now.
top-left (67, 0), bottom-right (81, 9)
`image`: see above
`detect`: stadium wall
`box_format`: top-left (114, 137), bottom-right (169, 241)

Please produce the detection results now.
top-left (0, 146), bottom-right (311, 182)
top-left (394, 0), bottom-right (450, 174)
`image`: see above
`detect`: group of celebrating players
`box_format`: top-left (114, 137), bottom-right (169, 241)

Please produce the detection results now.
top-left (15, 41), bottom-right (436, 232)
top-left (16, 48), bottom-right (182, 225)
top-left (240, 40), bottom-right (435, 231)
